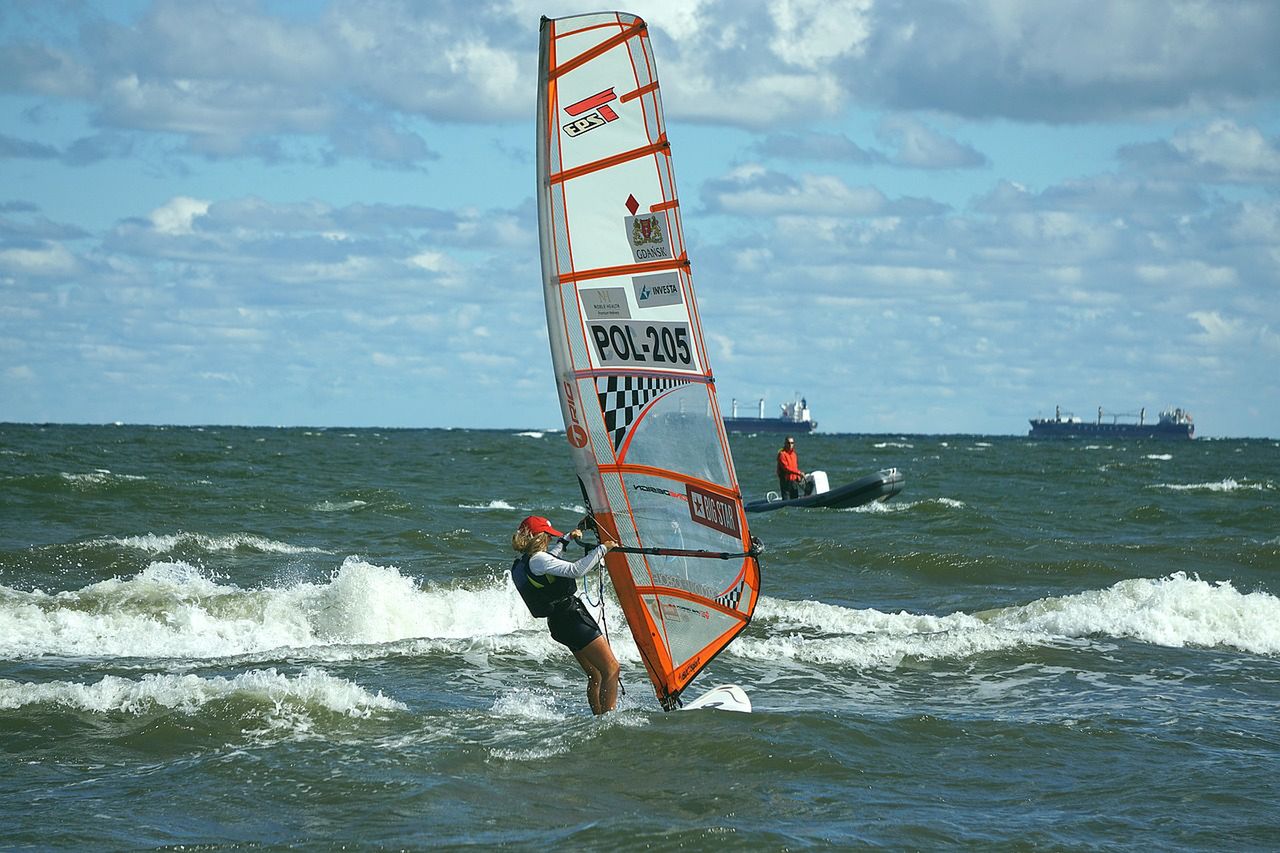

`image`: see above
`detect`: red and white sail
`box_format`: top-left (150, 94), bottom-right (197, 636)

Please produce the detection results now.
top-left (536, 12), bottom-right (760, 710)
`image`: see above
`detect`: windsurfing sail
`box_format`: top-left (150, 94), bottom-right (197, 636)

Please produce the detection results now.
top-left (536, 12), bottom-right (761, 711)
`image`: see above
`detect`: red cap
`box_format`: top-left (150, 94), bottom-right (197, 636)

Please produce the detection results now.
top-left (520, 515), bottom-right (563, 538)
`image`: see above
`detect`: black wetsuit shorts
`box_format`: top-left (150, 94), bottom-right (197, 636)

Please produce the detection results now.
top-left (547, 597), bottom-right (602, 652)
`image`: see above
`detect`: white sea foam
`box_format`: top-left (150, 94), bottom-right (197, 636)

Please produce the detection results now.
top-left (312, 500), bottom-right (369, 512)
top-left (8, 555), bottom-right (1271, 681)
top-left (95, 532), bottom-right (331, 555)
top-left (734, 573), bottom-right (1280, 670)
top-left (1150, 479), bottom-right (1269, 492)
top-left (461, 499), bottom-right (516, 510)
top-left (0, 667), bottom-right (405, 717)
top-left (873, 442), bottom-right (914, 449)
top-left (1144, 454), bottom-right (1173, 461)
top-left (734, 624), bottom-right (1029, 670)
top-left (852, 497), bottom-right (965, 514)
top-left (738, 597), bottom-right (1023, 669)
top-left (987, 573), bottom-right (1280, 655)
top-left (0, 558), bottom-right (542, 661)
top-left (491, 687), bottom-right (566, 722)
top-left (515, 431), bottom-right (545, 439)
top-left (758, 596), bottom-right (981, 636)
top-left (60, 470), bottom-right (147, 486)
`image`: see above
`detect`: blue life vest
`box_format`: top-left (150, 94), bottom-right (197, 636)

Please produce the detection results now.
top-left (511, 554), bottom-right (576, 618)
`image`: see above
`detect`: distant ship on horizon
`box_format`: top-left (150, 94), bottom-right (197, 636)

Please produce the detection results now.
top-left (723, 394), bottom-right (818, 434)
top-left (1029, 405), bottom-right (1195, 440)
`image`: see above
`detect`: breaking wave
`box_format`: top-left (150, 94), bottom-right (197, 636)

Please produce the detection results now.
top-left (740, 572), bottom-right (1280, 670)
top-left (1150, 479), bottom-right (1270, 492)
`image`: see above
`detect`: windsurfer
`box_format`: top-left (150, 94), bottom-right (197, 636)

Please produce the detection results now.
top-left (776, 436), bottom-right (806, 500)
top-left (511, 515), bottom-right (620, 714)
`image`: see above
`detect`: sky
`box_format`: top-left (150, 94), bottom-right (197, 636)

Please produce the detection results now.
top-left (1, 0), bottom-right (1278, 437)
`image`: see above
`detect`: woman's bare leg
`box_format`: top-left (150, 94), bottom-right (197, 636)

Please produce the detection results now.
top-left (573, 636), bottom-right (620, 714)
top-left (575, 654), bottom-right (603, 714)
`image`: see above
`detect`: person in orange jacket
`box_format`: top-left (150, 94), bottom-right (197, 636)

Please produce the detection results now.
top-left (776, 436), bottom-right (806, 500)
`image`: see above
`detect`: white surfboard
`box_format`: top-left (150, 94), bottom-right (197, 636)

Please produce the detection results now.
top-left (680, 684), bottom-right (752, 713)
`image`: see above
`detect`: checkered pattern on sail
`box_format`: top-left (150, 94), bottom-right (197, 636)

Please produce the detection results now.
top-left (716, 580), bottom-right (744, 611)
top-left (597, 375), bottom-right (686, 450)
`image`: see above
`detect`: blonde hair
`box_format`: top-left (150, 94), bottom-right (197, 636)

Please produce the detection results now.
top-left (512, 527), bottom-right (551, 555)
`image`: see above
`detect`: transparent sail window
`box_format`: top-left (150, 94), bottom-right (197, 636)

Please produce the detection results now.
top-left (618, 383), bottom-right (730, 487)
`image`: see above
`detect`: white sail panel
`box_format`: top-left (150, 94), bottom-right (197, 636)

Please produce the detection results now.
top-left (537, 12), bottom-right (760, 710)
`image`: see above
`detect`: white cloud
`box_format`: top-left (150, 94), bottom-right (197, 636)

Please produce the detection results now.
top-left (1121, 121), bottom-right (1280, 185)
top-left (704, 164), bottom-right (888, 216)
top-left (77, 343), bottom-right (145, 364)
top-left (1136, 261), bottom-right (1238, 289)
top-left (856, 0), bottom-right (1280, 121)
top-left (0, 244), bottom-right (79, 277)
top-left (282, 256), bottom-right (380, 284)
top-left (1188, 310), bottom-right (1244, 345)
top-left (755, 131), bottom-right (880, 163)
top-left (1226, 201), bottom-right (1280, 245)
top-left (768, 0), bottom-right (873, 70)
top-left (3, 0), bottom-right (1274, 164)
top-left (149, 196), bottom-right (210, 235)
top-left (196, 371), bottom-right (240, 384)
top-left (850, 265), bottom-right (953, 288)
top-left (877, 115), bottom-right (987, 169)
top-left (983, 211), bottom-right (1120, 262)
top-left (665, 66), bottom-right (846, 126)
top-left (1045, 266), bottom-right (1084, 284)
top-left (1172, 120), bottom-right (1280, 181)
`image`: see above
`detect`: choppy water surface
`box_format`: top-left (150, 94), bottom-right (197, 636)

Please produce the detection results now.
top-left (2, 424), bottom-right (1277, 849)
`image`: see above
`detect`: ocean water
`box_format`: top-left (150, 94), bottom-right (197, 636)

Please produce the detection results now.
top-left (1, 423), bottom-right (1278, 850)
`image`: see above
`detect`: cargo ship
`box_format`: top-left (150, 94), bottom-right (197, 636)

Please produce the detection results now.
top-left (723, 395), bottom-right (818, 434)
top-left (1029, 405), bottom-right (1194, 440)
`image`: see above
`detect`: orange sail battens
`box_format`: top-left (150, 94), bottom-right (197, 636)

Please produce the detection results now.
top-left (556, 256), bottom-right (688, 285)
top-left (548, 20), bottom-right (646, 81)
top-left (620, 81), bottom-right (659, 103)
top-left (548, 137), bottom-right (670, 186)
